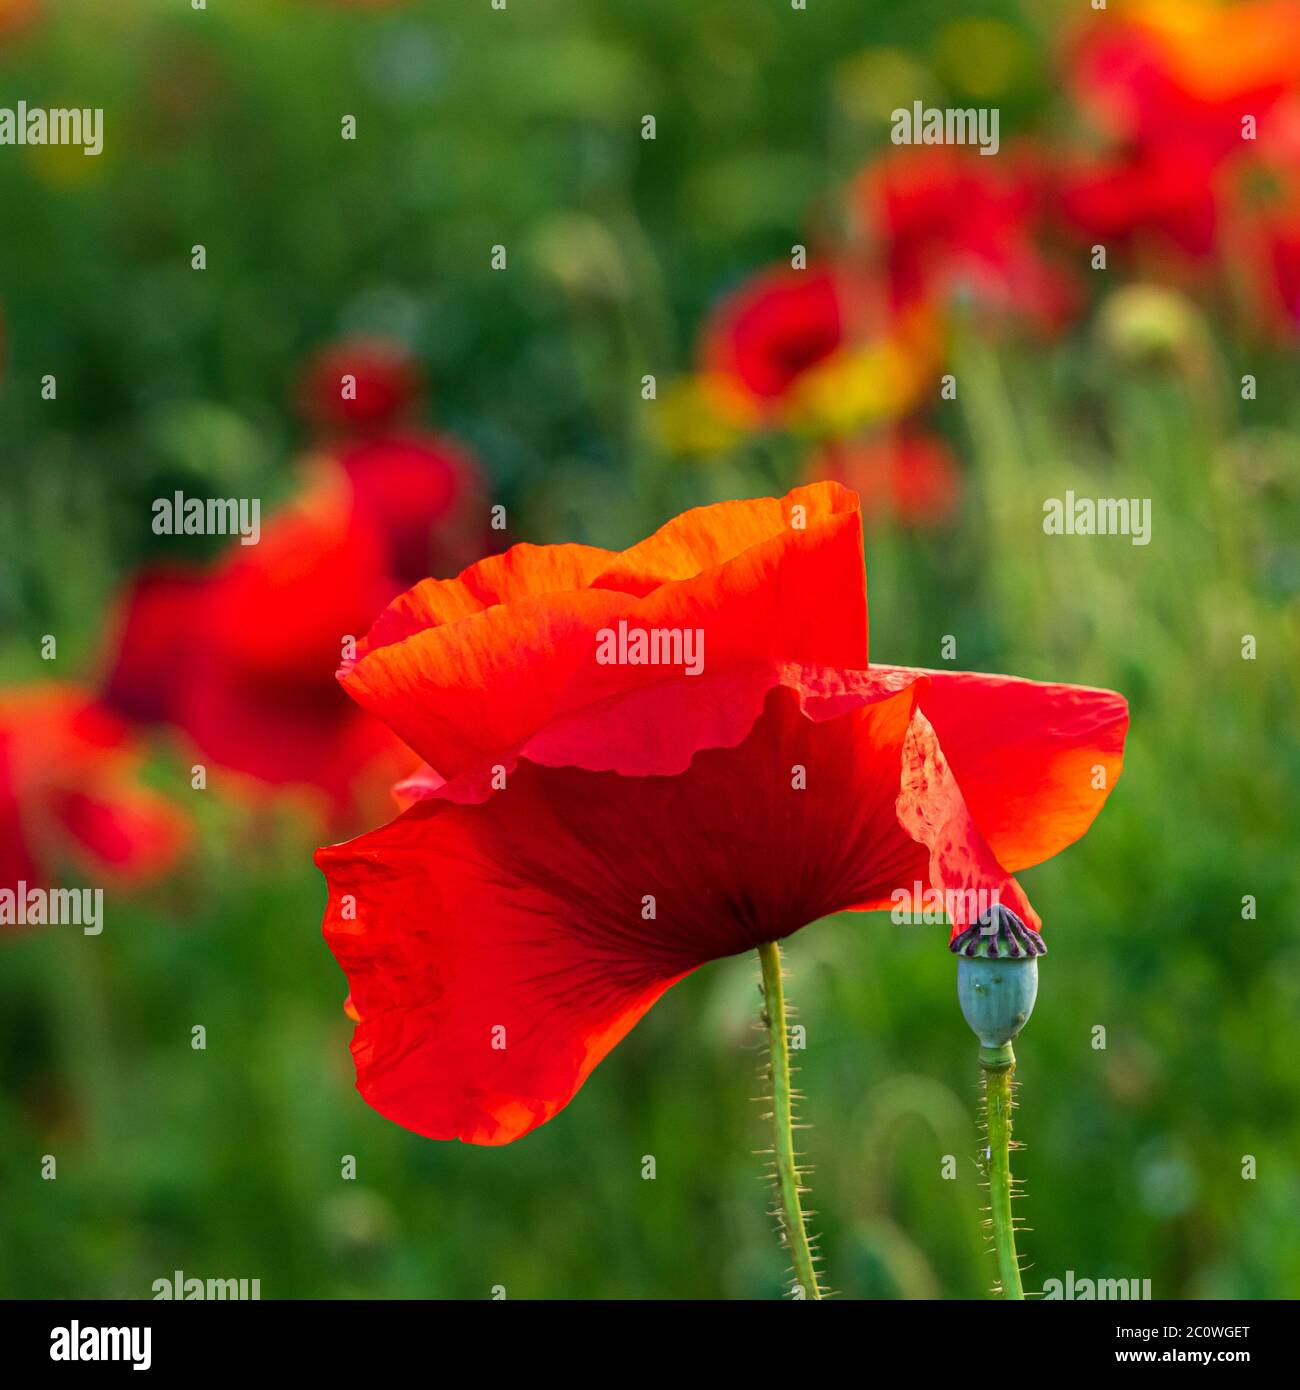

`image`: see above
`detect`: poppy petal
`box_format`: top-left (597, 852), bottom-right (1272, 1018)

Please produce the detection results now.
top-left (0, 686), bottom-right (189, 899)
top-left (317, 664), bottom-right (930, 1143)
top-left (877, 665), bottom-right (1129, 874)
top-left (585, 482), bottom-right (858, 596)
top-left (101, 568), bottom-right (208, 726)
top-left (50, 786), bottom-right (189, 883)
top-left (897, 708), bottom-right (1040, 937)
top-left (343, 484), bottom-right (867, 781)
top-left (356, 541), bottom-right (618, 659)
top-left (0, 736), bottom-right (40, 892)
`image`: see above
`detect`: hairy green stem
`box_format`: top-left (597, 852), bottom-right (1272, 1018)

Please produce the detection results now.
top-left (757, 940), bottom-right (822, 1300)
top-left (982, 1048), bottom-right (1024, 1300)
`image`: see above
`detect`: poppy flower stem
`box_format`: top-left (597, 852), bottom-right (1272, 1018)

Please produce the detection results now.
top-left (954, 909), bottom-right (1041, 1299)
top-left (757, 939), bottom-right (823, 1300)
top-left (981, 1047), bottom-right (1024, 1300)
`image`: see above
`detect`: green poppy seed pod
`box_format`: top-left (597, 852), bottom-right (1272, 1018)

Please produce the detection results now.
top-left (951, 906), bottom-right (1045, 1070)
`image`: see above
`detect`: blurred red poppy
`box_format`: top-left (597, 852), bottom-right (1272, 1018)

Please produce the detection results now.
top-left (1057, 147), bottom-right (1222, 261)
top-left (698, 263), bottom-right (937, 432)
top-left (104, 472), bottom-right (416, 817)
top-left (1057, 0), bottom-right (1300, 292)
top-left (316, 483), bottom-right (1127, 1143)
top-left (331, 432), bottom-right (491, 587)
top-left (297, 337), bottom-right (424, 436)
top-left (1066, 0), bottom-right (1300, 160)
top-left (812, 429), bottom-right (961, 529)
top-left (1215, 111), bottom-right (1300, 336)
top-left (1243, 199), bottom-right (1300, 332)
top-left (856, 145), bottom-right (1079, 331)
top-left (701, 265), bottom-right (845, 407)
top-left (0, 684), bottom-right (188, 908)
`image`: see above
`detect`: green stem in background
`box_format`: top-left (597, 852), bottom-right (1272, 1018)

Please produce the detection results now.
top-left (757, 940), bottom-right (823, 1300)
top-left (981, 1044), bottom-right (1024, 1300)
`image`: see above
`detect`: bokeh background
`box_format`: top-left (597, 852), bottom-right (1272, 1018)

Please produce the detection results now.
top-left (2, 0), bottom-right (1299, 1299)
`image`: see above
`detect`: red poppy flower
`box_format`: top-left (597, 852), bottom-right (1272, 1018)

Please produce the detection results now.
top-left (1212, 110), bottom-right (1300, 336)
top-left (1065, 1), bottom-right (1300, 162)
top-left (297, 337), bottom-right (424, 436)
top-left (330, 432), bottom-right (491, 587)
top-left (856, 145), bottom-right (1079, 331)
top-left (0, 684), bottom-right (188, 909)
top-left (1246, 204), bottom-right (1300, 333)
top-left (811, 429), bottom-right (961, 529)
top-left (701, 265), bottom-right (845, 407)
top-left (698, 263), bottom-right (939, 432)
top-left (104, 472), bottom-right (415, 816)
top-left (317, 483), bottom-right (1127, 1143)
top-left (1056, 2), bottom-right (1300, 275)
top-left (1056, 147), bottom-right (1222, 261)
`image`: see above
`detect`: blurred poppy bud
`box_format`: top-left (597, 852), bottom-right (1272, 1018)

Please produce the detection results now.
top-left (1095, 284), bottom-right (1209, 373)
top-left (298, 337), bottom-right (424, 435)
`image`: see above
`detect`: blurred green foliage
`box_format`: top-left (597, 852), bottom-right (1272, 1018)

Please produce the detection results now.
top-left (1, 0), bottom-right (1298, 1299)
